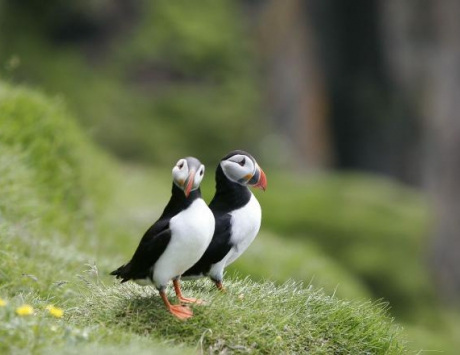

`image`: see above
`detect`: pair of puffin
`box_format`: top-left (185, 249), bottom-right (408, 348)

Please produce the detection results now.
top-left (111, 150), bottom-right (267, 320)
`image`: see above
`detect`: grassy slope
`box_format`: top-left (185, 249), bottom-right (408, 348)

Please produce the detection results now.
top-left (0, 83), bottom-right (191, 355)
top-left (76, 278), bottom-right (404, 354)
top-left (101, 167), bottom-right (460, 355)
top-left (0, 83), bottom-right (406, 354)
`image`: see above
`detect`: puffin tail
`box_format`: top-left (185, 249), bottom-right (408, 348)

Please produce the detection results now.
top-left (110, 266), bottom-right (122, 277)
top-left (110, 263), bottom-right (131, 283)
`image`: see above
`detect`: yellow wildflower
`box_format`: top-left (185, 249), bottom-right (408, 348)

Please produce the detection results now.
top-left (16, 304), bottom-right (34, 316)
top-left (46, 305), bottom-right (64, 318)
top-left (0, 298), bottom-right (7, 307)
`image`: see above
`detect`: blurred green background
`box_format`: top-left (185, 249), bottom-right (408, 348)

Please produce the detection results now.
top-left (1, 0), bottom-right (460, 353)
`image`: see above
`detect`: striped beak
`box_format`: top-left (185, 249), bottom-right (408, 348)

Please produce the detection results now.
top-left (247, 165), bottom-right (267, 191)
top-left (184, 169), bottom-right (196, 197)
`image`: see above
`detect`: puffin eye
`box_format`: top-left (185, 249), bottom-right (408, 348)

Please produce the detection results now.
top-left (199, 169), bottom-right (204, 176)
top-left (178, 162), bottom-right (184, 169)
top-left (238, 157), bottom-right (246, 166)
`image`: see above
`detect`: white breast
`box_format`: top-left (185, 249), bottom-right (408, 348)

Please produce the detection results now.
top-left (152, 198), bottom-right (215, 288)
top-left (225, 194), bottom-right (262, 266)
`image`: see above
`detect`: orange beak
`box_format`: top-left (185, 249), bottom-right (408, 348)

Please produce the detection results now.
top-left (184, 169), bottom-right (196, 197)
top-left (251, 167), bottom-right (267, 191)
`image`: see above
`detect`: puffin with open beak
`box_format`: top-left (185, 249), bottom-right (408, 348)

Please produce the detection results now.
top-left (111, 157), bottom-right (215, 320)
top-left (183, 150), bottom-right (267, 290)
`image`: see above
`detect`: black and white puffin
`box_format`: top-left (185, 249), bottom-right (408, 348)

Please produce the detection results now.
top-left (111, 157), bottom-right (215, 320)
top-left (182, 150), bottom-right (267, 290)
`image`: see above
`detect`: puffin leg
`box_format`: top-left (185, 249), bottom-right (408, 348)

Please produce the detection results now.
top-left (173, 278), bottom-right (205, 305)
top-left (212, 278), bottom-right (226, 292)
top-left (159, 289), bottom-right (193, 320)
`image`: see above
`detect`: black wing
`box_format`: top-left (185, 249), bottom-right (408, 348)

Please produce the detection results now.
top-left (183, 213), bottom-right (233, 277)
top-left (110, 220), bottom-right (172, 282)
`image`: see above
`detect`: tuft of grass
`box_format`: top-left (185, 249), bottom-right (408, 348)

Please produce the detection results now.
top-left (75, 277), bottom-right (405, 355)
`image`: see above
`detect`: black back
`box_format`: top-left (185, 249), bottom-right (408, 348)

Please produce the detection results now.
top-left (111, 183), bottom-right (201, 282)
top-left (183, 157), bottom-right (251, 277)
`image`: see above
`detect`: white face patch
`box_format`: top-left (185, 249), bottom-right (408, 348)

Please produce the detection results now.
top-left (191, 164), bottom-right (205, 191)
top-left (220, 154), bottom-right (256, 185)
top-left (172, 159), bottom-right (189, 188)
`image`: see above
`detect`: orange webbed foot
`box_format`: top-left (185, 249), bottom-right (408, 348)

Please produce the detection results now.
top-left (168, 304), bottom-right (193, 320)
top-left (173, 279), bottom-right (206, 305)
top-left (178, 296), bottom-right (206, 305)
top-left (160, 288), bottom-right (193, 320)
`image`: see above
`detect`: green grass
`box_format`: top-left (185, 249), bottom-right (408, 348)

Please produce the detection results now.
top-left (4, 81), bottom-right (460, 354)
top-left (75, 277), bottom-right (404, 354)
top-left (0, 82), bottom-right (409, 354)
top-left (0, 192), bottom-right (405, 354)
top-left (0, 82), bottom-right (192, 354)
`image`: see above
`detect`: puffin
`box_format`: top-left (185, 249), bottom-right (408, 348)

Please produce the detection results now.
top-left (111, 157), bottom-right (215, 320)
top-left (182, 150), bottom-right (267, 290)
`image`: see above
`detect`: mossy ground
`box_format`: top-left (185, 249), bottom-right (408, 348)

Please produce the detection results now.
top-left (0, 83), bottom-right (408, 354)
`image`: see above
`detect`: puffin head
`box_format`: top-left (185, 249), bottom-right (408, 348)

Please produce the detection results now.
top-left (220, 150), bottom-right (267, 191)
top-left (172, 157), bottom-right (205, 197)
